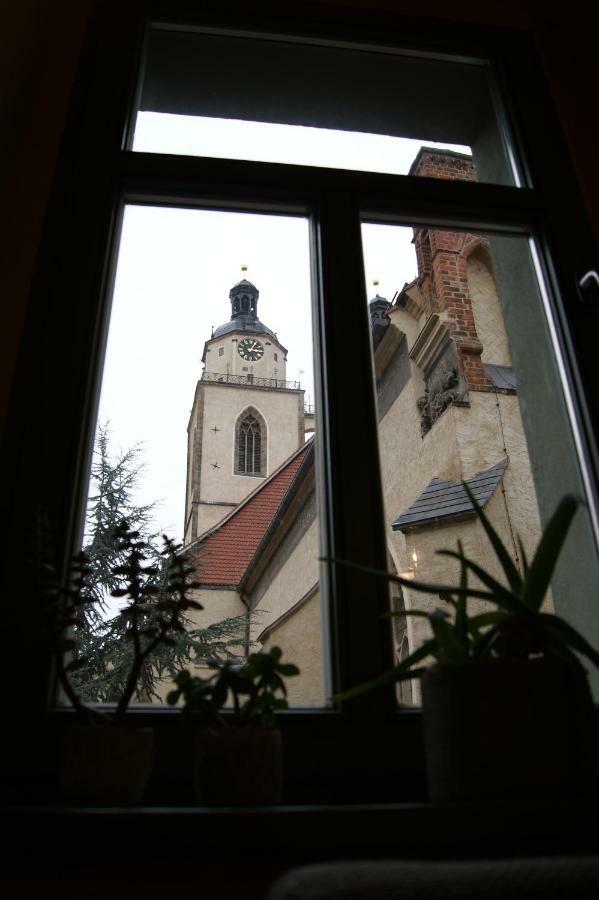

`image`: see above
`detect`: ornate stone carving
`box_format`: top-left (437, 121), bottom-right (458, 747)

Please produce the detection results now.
top-left (417, 364), bottom-right (461, 435)
top-left (411, 315), bottom-right (468, 436)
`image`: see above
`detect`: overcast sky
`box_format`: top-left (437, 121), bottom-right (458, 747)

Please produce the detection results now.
top-left (92, 114), bottom-right (468, 542)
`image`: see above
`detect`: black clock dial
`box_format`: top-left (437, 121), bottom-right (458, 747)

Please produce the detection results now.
top-left (238, 338), bottom-right (264, 362)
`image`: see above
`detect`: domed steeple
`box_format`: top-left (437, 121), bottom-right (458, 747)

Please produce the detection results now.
top-left (369, 283), bottom-right (391, 350)
top-left (211, 277), bottom-right (277, 341)
top-left (229, 278), bottom-right (259, 322)
top-left (369, 292), bottom-right (391, 324)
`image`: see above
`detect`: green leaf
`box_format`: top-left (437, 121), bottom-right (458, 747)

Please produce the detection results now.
top-left (438, 549), bottom-right (527, 615)
top-left (471, 623), bottom-right (502, 659)
top-left (461, 481), bottom-right (522, 595)
top-left (537, 613), bottom-right (599, 670)
top-left (212, 679), bottom-right (228, 709)
top-left (166, 690), bottom-right (180, 705)
top-left (454, 539), bottom-right (468, 649)
top-left (334, 666), bottom-right (429, 704)
top-left (322, 557), bottom-right (495, 600)
top-left (333, 638), bottom-right (437, 703)
top-left (277, 663), bottom-right (300, 676)
top-left (521, 496), bottom-right (578, 610)
top-left (517, 536), bottom-right (529, 577)
top-left (438, 591), bottom-right (458, 610)
top-left (429, 614), bottom-right (468, 663)
top-left (468, 611), bottom-right (509, 630)
top-left (385, 609), bottom-right (436, 620)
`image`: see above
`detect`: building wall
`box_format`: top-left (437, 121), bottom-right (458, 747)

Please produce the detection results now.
top-left (380, 210), bottom-right (545, 684)
top-left (454, 392), bottom-right (543, 568)
top-left (261, 590), bottom-right (324, 706)
top-left (189, 586), bottom-right (246, 628)
top-left (247, 501), bottom-right (324, 703)
top-left (186, 381), bottom-right (304, 538)
top-left (250, 516), bottom-right (320, 640)
top-left (468, 252), bottom-right (511, 366)
top-left (204, 334), bottom-right (287, 381)
top-left (398, 490), bottom-right (516, 703)
top-left (152, 585), bottom-right (247, 701)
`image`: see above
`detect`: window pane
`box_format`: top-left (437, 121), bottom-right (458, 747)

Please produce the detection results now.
top-left (73, 206), bottom-right (325, 707)
top-left (133, 27), bottom-right (518, 186)
top-left (361, 157), bottom-right (599, 702)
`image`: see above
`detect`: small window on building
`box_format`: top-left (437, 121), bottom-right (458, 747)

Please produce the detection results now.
top-left (219, 346), bottom-right (224, 357)
top-left (274, 352), bottom-right (278, 361)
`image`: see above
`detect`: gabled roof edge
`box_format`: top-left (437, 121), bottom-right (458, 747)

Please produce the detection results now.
top-left (182, 437), bottom-right (315, 555)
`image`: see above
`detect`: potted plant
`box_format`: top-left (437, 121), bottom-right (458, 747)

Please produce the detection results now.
top-left (334, 489), bottom-right (599, 802)
top-left (42, 520), bottom-right (203, 804)
top-left (167, 647), bottom-right (299, 805)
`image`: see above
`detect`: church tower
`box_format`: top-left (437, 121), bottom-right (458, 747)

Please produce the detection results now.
top-left (184, 276), bottom-right (306, 544)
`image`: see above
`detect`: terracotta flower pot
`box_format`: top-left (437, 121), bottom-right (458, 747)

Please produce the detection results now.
top-left (61, 724), bottom-right (153, 805)
top-left (194, 726), bottom-right (283, 806)
top-left (421, 657), bottom-right (597, 803)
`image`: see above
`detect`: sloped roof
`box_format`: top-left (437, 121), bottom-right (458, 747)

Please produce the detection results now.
top-left (185, 441), bottom-right (312, 587)
top-left (211, 318), bottom-right (278, 341)
top-left (392, 458), bottom-right (508, 532)
top-left (484, 364), bottom-right (517, 391)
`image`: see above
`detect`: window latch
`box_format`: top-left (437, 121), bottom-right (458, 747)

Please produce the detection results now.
top-left (578, 270), bottom-right (599, 304)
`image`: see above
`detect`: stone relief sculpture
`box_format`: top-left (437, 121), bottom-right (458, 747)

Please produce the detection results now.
top-left (417, 363), bottom-right (465, 436)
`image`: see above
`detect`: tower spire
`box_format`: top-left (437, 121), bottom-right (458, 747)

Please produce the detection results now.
top-left (229, 274), bottom-right (259, 322)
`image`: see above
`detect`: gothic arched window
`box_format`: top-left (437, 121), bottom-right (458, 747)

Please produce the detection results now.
top-left (235, 408), bottom-right (266, 476)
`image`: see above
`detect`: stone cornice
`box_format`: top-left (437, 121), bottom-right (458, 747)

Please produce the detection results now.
top-left (409, 314), bottom-right (452, 376)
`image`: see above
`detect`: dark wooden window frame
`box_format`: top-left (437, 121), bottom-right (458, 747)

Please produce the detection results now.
top-left (3, 1), bottom-right (599, 804)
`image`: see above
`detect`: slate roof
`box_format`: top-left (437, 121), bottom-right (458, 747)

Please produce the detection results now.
top-left (211, 318), bottom-right (278, 341)
top-left (392, 458), bottom-right (508, 533)
top-left (185, 440), bottom-right (312, 587)
top-left (484, 364), bottom-right (517, 392)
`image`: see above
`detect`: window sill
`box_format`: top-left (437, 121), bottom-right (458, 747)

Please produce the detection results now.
top-left (2, 798), bottom-right (598, 860)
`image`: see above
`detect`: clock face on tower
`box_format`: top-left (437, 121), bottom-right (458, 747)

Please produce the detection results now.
top-left (238, 338), bottom-right (264, 362)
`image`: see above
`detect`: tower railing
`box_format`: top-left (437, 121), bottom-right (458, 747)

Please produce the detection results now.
top-left (201, 371), bottom-right (301, 390)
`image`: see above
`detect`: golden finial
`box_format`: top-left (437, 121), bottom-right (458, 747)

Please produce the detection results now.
top-left (373, 279), bottom-right (379, 288)
top-left (241, 264), bottom-right (248, 274)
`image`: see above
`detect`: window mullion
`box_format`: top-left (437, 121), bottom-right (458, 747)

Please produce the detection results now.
top-left (119, 150), bottom-right (541, 230)
top-left (313, 189), bottom-right (395, 720)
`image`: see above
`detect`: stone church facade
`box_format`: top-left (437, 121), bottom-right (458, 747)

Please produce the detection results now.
top-left (179, 148), bottom-right (544, 706)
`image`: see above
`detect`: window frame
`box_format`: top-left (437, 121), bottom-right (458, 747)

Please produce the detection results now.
top-left (4, 1), bottom-right (599, 801)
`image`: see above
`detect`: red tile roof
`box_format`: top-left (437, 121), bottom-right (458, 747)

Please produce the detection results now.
top-left (185, 441), bottom-right (312, 587)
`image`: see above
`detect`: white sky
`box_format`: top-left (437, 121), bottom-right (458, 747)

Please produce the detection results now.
top-left (93, 114), bottom-right (469, 542)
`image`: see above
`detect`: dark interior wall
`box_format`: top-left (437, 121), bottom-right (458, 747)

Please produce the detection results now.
top-left (1, 0), bottom-right (93, 435)
top-left (2, 0), bottom-right (598, 438)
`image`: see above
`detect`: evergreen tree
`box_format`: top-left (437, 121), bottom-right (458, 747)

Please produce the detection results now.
top-left (82, 425), bottom-right (168, 621)
top-left (70, 425), bottom-right (249, 703)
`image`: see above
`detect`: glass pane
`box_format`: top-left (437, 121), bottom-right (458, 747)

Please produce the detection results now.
top-left (133, 27), bottom-right (518, 186)
top-left (72, 206), bottom-right (324, 707)
top-left (361, 163), bottom-right (599, 703)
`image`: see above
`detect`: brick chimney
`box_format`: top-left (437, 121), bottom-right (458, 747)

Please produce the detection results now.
top-left (411, 149), bottom-right (493, 392)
